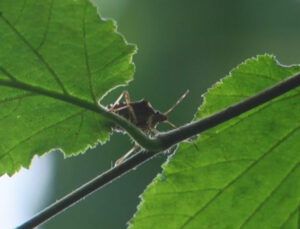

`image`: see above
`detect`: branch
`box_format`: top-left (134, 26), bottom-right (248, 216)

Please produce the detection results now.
top-left (0, 77), bottom-right (159, 151)
top-left (15, 149), bottom-right (156, 229)
top-left (157, 71), bottom-right (300, 148)
top-left (15, 72), bottom-right (300, 229)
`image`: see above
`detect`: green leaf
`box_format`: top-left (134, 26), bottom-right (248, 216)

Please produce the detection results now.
top-left (129, 55), bottom-right (300, 229)
top-left (0, 0), bottom-right (136, 175)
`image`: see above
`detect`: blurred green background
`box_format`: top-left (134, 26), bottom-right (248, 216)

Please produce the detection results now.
top-left (36, 0), bottom-right (300, 228)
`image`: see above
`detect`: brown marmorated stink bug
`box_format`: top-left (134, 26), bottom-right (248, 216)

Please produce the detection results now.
top-left (108, 90), bottom-right (189, 165)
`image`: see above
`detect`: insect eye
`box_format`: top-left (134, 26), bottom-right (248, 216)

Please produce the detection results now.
top-left (141, 99), bottom-right (148, 104)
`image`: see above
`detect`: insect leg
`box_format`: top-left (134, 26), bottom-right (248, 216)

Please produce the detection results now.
top-left (123, 91), bottom-right (137, 123)
top-left (115, 144), bottom-right (139, 166)
top-left (150, 128), bottom-right (160, 135)
top-left (109, 90), bottom-right (128, 111)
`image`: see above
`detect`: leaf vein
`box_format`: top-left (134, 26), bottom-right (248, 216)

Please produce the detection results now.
top-left (12, 0), bottom-right (28, 26)
top-left (235, 70), bottom-right (300, 93)
top-left (36, 0), bottom-right (54, 50)
top-left (167, 158), bottom-right (255, 177)
top-left (91, 47), bottom-right (132, 76)
top-left (0, 65), bottom-right (17, 81)
top-left (0, 14), bottom-right (69, 94)
top-left (0, 110), bottom-right (86, 163)
top-left (235, 71), bottom-right (277, 83)
top-left (0, 92), bottom-right (35, 105)
top-left (154, 188), bottom-right (220, 196)
top-left (82, 2), bottom-right (96, 103)
top-left (134, 213), bottom-right (191, 223)
top-left (279, 205), bottom-right (299, 229)
top-left (0, 93), bottom-right (36, 120)
top-left (239, 162), bottom-right (300, 228)
top-left (74, 113), bottom-right (84, 144)
top-left (179, 123), bottom-right (300, 229)
top-left (200, 92), bottom-right (300, 142)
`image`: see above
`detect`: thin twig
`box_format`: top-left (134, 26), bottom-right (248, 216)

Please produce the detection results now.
top-left (157, 72), bottom-right (300, 148)
top-left (15, 150), bottom-right (157, 229)
top-left (15, 72), bottom-right (300, 229)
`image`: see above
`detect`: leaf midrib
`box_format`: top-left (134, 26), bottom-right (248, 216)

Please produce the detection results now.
top-left (0, 78), bottom-right (101, 115)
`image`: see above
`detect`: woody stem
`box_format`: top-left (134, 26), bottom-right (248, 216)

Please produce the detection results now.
top-left (156, 71), bottom-right (300, 149)
top-left (15, 71), bottom-right (300, 229)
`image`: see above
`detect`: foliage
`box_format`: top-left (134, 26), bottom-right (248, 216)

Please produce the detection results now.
top-left (1, 1), bottom-right (300, 229)
top-left (0, 0), bottom-right (136, 175)
top-left (129, 55), bottom-right (300, 229)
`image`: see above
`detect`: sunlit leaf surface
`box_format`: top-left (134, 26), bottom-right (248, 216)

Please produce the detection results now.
top-left (0, 0), bottom-right (136, 175)
top-left (130, 55), bottom-right (300, 229)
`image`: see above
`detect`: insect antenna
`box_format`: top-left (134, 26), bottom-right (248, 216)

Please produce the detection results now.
top-left (164, 120), bottom-right (177, 128)
top-left (164, 89), bottom-right (190, 115)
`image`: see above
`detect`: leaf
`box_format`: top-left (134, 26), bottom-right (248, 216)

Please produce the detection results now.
top-left (129, 55), bottom-right (300, 229)
top-left (0, 0), bottom-right (136, 175)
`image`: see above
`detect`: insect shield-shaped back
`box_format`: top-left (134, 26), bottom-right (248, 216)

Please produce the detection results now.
top-left (109, 99), bottom-right (167, 133)
top-left (110, 90), bottom-right (189, 166)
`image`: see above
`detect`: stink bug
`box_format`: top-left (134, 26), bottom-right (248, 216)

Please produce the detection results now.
top-left (108, 90), bottom-right (189, 165)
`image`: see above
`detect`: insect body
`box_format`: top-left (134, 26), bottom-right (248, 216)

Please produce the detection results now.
top-left (108, 98), bottom-right (167, 133)
top-left (108, 90), bottom-right (189, 165)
